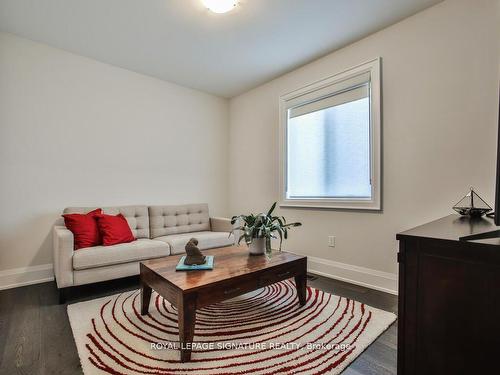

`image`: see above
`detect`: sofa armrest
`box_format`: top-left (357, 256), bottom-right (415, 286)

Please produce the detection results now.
top-left (210, 217), bottom-right (240, 245)
top-left (53, 226), bottom-right (74, 288)
top-left (210, 217), bottom-right (233, 233)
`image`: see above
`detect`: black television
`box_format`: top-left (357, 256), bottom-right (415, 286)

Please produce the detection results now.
top-left (460, 87), bottom-right (500, 241)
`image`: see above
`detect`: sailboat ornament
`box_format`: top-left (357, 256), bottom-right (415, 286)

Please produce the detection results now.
top-left (452, 187), bottom-right (492, 217)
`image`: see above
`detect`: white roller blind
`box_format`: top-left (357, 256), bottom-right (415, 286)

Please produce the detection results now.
top-left (289, 83), bottom-right (369, 119)
top-left (286, 71), bottom-right (371, 118)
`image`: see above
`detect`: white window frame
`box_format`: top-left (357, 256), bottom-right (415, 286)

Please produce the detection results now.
top-left (279, 58), bottom-right (382, 210)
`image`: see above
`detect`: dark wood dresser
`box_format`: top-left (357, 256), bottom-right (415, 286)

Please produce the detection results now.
top-left (396, 214), bottom-right (500, 375)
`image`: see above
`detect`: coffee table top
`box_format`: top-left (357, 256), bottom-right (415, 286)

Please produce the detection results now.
top-left (141, 245), bottom-right (306, 292)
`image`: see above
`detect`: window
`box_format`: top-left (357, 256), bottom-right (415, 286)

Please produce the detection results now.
top-left (279, 58), bottom-right (381, 210)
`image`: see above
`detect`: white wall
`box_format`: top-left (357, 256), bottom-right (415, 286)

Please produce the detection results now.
top-left (0, 32), bottom-right (229, 283)
top-left (228, 0), bottom-right (500, 293)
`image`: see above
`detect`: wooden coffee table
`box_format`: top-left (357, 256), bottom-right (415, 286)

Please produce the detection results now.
top-left (140, 246), bottom-right (307, 362)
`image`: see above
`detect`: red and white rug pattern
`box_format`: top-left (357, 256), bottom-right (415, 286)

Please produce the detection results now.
top-left (68, 280), bottom-right (396, 375)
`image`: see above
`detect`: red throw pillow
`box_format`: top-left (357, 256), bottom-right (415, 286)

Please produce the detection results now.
top-left (62, 208), bottom-right (102, 250)
top-left (95, 213), bottom-right (135, 246)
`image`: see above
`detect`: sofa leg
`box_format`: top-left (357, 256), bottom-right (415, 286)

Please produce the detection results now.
top-left (59, 287), bottom-right (67, 304)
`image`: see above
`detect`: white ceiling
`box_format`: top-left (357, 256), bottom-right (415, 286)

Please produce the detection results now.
top-left (0, 0), bottom-right (442, 97)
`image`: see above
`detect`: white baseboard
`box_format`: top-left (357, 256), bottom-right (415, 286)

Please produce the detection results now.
top-left (0, 263), bottom-right (54, 291)
top-left (297, 254), bottom-right (398, 295)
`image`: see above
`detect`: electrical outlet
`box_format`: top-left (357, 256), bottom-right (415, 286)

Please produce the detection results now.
top-left (328, 236), bottom-right (335, 247)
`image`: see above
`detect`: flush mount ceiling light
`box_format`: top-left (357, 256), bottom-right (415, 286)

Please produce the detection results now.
top-left (201, 0), bottom-right (238, 14)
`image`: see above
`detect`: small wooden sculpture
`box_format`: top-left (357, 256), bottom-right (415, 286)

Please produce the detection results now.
top-left (184, 238), bottom-right (206, 265)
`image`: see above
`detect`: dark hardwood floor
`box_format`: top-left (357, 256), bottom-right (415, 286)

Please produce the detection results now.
top-left (0, 274), bottom-right (397, 375)
top-left (308, 276), bottom-right (398, 375)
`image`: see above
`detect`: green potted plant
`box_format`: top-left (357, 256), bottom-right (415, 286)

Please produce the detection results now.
top-left (231, 202), bottom-right (302, 256)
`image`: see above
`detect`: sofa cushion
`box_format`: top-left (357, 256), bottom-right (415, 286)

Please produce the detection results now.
top-left (72, 239), bottom-right (170, 270)
top-left (149, 204), bottom-right (210, 238)
top-left (154, 231), bottom-right (234, 255)
top-left (64, 206), bottom-right (150, 239)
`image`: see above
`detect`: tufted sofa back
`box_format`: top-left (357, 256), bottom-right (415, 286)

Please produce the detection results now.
top-left (63, 205), bottom-right (150, 239)
top-left (149, 203), bottom-right (210, 238)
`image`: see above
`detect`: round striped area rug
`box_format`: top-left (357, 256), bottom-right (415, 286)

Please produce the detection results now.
top-left (68, 280), bottom-right (396, 375)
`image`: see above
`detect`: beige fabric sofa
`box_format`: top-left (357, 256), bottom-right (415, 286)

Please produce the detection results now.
top-left (53, 203), bottom-right (234, 298)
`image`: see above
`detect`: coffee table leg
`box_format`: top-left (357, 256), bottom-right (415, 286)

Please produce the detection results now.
top-left (140, 282), bottom-right (152, 316)
top-left (179, 293), bottom-right (197, 362)
top-left (295, 272), bottom-right (307, 306)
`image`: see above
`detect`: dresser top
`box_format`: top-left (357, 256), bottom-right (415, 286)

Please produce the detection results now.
top-left (397, 214), bottom-right (500, 245)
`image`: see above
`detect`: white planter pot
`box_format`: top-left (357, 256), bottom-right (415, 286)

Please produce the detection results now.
top-left (248, 237), bottom-right (266, 255)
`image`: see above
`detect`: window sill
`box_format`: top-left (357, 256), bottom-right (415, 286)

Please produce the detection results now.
top-left (279, 200), bottom-right (381, 211)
